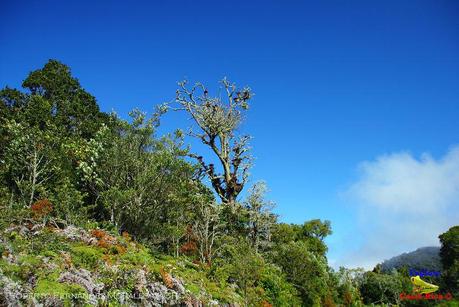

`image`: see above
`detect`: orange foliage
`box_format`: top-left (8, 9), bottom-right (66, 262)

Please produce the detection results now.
top-left (91, 229), bottom-right (107, 240)
top-left (160, 267), bottom-right (174, 288)
top-left (203, 251), bottom-right (212, 267)
top-left (113, 244), bottom-right (127, 255)
top-left (121, 231), bottom-right (131, 241)
top-left (102, 254), bottom-right (112, 265)
top-left (179, 241), bottom-right (197, 254)
top-left (31, 199), bottom-right (53, 218)
top-left (344, 291), bottom-right (353, 306)
top-left (90, 229), bottom-right (117, 249)
top-left (61, 252), bottom-right (72, 269)
top-left (260, 301), bottom-right (273, 307)
top-left (97, 238), bottom-right (111, 249)
top-left (323, 296), bottom-right (336, 307)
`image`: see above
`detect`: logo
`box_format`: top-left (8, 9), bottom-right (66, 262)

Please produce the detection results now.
top-left (409, 269), bottom-right (441, 278)
top-left (400, 292), bottom-right (453, 301)
top-left (410, 275), bottom-right (438, 294)
top-left (400, 275), bottom-right (453, 301)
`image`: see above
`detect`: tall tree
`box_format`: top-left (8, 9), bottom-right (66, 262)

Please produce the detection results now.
top-left (174, 78), bottom-right (253, 204)
top-left (0, 60), bottom-right (108, 214)
top-left (271, 219), bottom-right (332, 256)
top-left (273, 240), bottom-right (335, 306)
top-left (439, 225), bottom-right (459, 295)
top-left (22, 59), bottom-right (108, 138)
top-left (77, 110), bottom-right (207, 253)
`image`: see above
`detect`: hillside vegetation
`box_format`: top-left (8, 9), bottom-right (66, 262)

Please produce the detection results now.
top-left (0, 210), bottom-right (244, 306)
top-left (381, 247), bottom-right (442, 273)
top-left (0, 60), bottom-right (458, 306)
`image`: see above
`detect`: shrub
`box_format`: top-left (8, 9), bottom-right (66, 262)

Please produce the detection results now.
top-left (121, 231), bottom-right (131, 241)
top-left (31, 199), bottom-right (53, 219)
top-left (120, 249), bottom-right (153, 266)
top-left (34, 277), bottom-right (87, 305)
top-left (90, 228), bottom-right (117, 249)
top-left (160, 266), bottom-right (174, 288)
top-left (70, 245), bottom-right (103, 269)
top-left (179, 241), bottom-right (197, 255)
top-left (90, 229), bottom-right (107, 240)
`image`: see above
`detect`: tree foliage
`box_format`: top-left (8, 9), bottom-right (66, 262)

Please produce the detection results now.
top-left (439, 226), bottom-right (459, 296)
top-left (244, 181), bottom-right (277, 252)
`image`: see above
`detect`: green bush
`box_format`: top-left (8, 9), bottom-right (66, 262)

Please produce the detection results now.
top-left (70, 245), bottom-right (103, 269)
top-left (34, 276), bottom-right (87, 306)
top-left (120, 248), bottom-right (154, 266)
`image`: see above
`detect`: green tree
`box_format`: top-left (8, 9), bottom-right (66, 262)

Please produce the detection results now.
top-left (273, 240), bottom-right (335, 306)
top-left (300, 219), bottom-right (332, 255)
top-left (22, 59), bottom-right (108, 138)
top-left (77, 110), bottom-right (206, 253)
top-left (0, 87), bottom-right (28, 166)
top-left (213, 239), bottom-right (301, 306)
top-left (334, 267), bottom-right (364, 306)
top-left (359, 271), bottom-right (405, 305)
top-left (271, 219), bottom-right (331, 256)
top-left (439, 226), bottom-right (459, 296)
top-left (0, 60), bottom-right (107, 221)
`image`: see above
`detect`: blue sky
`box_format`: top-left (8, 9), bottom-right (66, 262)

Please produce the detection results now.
top-left (1, 0), bottom-right (458, 268)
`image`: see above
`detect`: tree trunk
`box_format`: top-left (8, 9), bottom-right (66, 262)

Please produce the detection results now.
top-left (29, 150), bottom-right (38, 206)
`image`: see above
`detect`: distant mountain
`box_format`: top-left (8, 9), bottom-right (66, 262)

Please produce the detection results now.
top-left (381, 247), bottom-right (442, 273)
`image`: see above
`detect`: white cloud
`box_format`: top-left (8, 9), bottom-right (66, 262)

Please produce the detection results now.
top-left (339, 146), bottom-right (459, 270)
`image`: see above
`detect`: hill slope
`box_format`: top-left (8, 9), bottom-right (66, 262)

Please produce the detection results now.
top-left (381, 247), bottom-right (442, 273)
top-left (0, 220), bottom-right (242, 306)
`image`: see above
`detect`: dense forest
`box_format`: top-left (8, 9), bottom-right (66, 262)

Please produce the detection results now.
top-left (0, 60), bottom-right (458, 306)
top-left (381, 247), bottom-right (442, 274)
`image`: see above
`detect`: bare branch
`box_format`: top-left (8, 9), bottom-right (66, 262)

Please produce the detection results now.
top-left (173, 79), bottom-right (253, 204)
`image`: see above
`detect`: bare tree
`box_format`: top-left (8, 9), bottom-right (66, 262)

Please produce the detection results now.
top-left (174, 78), bottom-right (253, 205)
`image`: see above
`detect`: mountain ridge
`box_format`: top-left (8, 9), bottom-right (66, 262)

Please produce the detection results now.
top-left (380, 246), bottom-right (442, 273)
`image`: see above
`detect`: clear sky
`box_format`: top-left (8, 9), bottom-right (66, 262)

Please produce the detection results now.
top-left (1, 0), bottom-right (458, 269)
